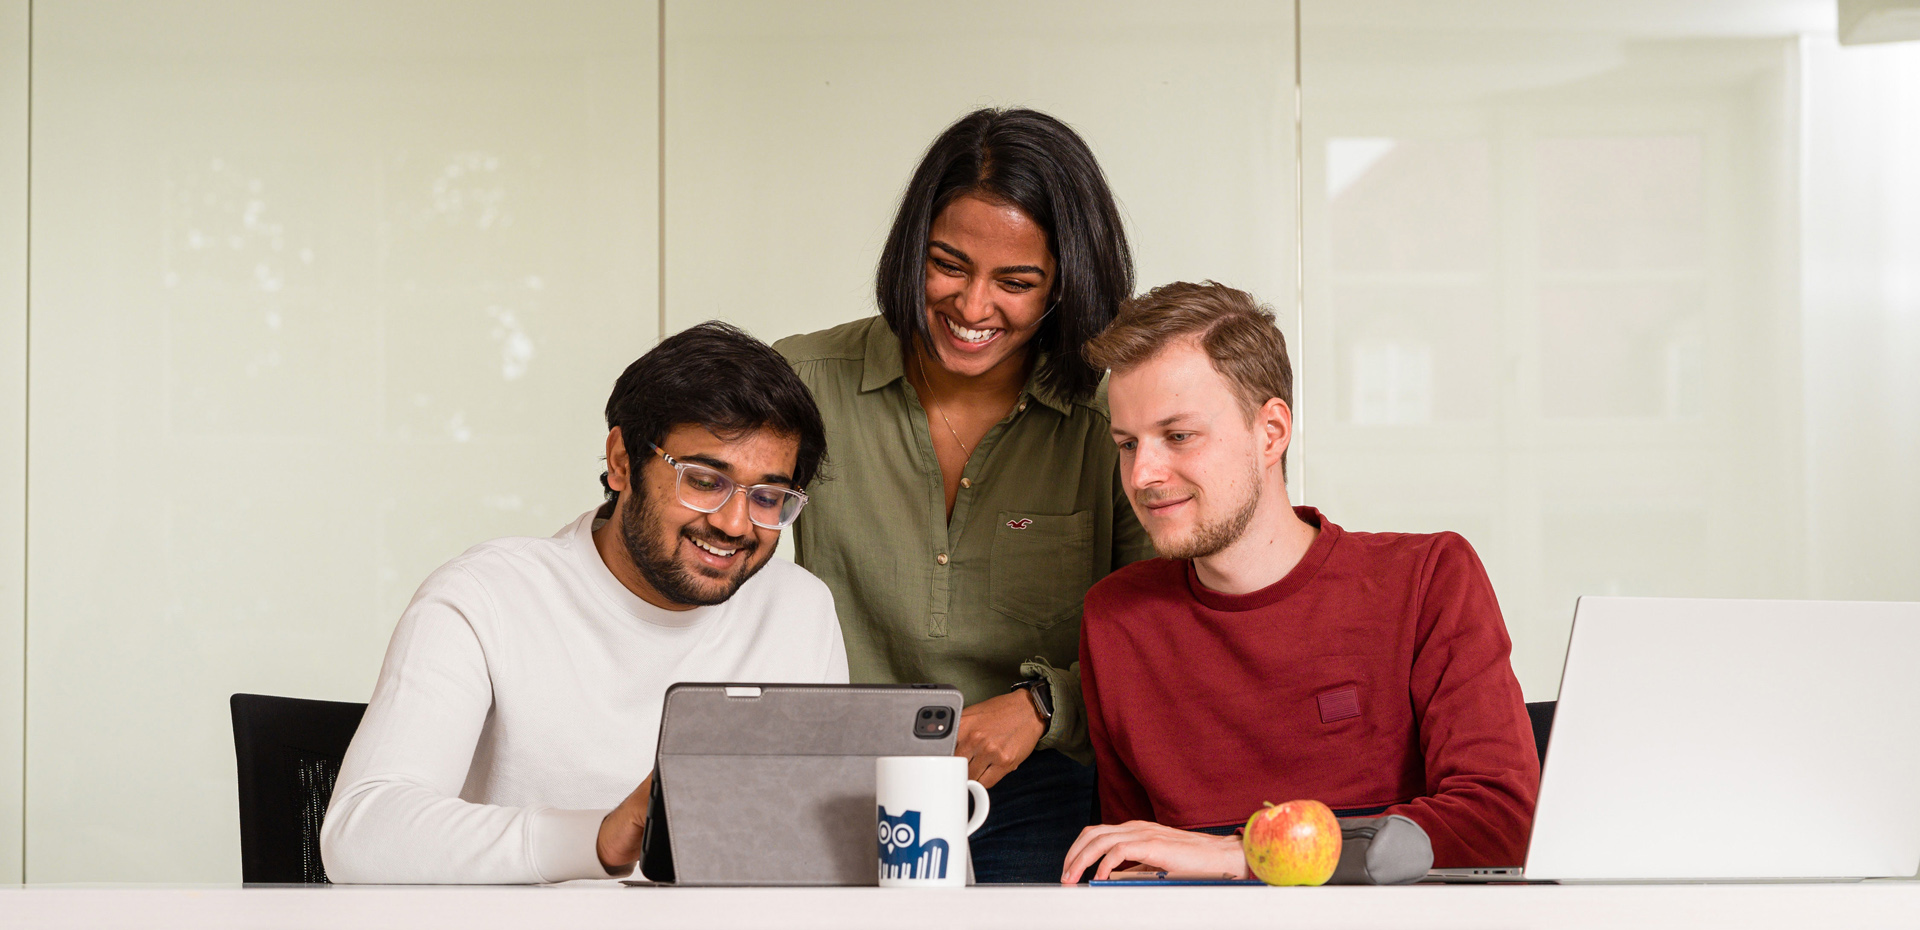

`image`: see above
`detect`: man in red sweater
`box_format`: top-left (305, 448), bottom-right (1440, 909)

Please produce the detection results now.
top-left (1061, 282), bottom-right (1538, 882)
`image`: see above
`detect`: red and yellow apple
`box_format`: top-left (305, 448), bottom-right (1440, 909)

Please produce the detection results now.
top-left (1242, 799), bottom-right (1341, 886)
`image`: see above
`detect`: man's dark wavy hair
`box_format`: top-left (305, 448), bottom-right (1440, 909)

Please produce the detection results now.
top-left (599, 321), bottom-right (827, 502)
top-left (876, 107), bottom-right (1134, 403)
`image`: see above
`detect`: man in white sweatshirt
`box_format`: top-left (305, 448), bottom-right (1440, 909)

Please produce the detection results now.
top-left (322, 322), bottom-right (850, 884)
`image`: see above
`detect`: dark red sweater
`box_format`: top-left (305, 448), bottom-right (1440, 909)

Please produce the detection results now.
top-left (1079, 507), bottom-right (1539, 868)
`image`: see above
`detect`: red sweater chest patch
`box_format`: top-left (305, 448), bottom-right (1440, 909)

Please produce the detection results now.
top-left (1316, 686), bottom-right (1361, 723)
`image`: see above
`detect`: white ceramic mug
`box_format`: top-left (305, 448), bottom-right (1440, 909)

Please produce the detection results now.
top-left (875, 756), bottom-right (990, 888)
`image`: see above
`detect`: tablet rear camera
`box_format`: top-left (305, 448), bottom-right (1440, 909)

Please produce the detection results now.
top-left (912, 706), bottom-right (952, 739)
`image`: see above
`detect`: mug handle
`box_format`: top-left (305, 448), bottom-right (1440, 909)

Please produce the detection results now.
top-left (964, 780), bottom-right (991, 835)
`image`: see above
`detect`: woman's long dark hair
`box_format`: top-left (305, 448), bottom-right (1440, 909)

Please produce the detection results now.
top-left (875, 108), bottom-right (1133, 403)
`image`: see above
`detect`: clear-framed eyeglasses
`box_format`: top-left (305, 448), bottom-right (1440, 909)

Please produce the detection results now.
top-left (645, 441), bottom-right (809, 529)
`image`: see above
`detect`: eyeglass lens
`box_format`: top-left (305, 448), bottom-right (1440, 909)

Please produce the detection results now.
top-left (676, 464), bottom-right (804, 528)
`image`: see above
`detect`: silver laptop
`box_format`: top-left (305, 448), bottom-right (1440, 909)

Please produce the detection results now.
top-left (638, 682), bottom-right (963, 885)
top-left (1434, 596), bottom-right (1920, 883)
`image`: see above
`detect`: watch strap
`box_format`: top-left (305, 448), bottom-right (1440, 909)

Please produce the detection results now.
top-left (1012, 676), bottom-right (1054, 722)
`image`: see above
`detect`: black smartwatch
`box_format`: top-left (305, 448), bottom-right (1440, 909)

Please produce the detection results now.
top-left (1011, 677), bottom-right (1054, 723)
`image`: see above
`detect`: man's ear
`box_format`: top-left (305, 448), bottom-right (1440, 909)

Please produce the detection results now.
top-left (1258, 398), bottom-right (1293, 470)
top-left (605, 427), bottom-right (633, 493)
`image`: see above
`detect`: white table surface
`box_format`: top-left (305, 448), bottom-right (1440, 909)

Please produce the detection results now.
top-left (4, 881), bottom-right (1919, 930)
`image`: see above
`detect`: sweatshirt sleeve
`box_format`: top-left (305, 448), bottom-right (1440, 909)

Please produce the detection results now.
top-left (1080, 589), bottom-right (1155, 825)
top-left (320, 563), bottom-right (625, 884)
top-left (1385, 535), bottom-right (1540, 868)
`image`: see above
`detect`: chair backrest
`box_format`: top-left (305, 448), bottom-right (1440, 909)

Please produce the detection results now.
top-left (230, 693), bottom-right (367, 884)
top-left (1525, 700), bottom-right (1556, 768)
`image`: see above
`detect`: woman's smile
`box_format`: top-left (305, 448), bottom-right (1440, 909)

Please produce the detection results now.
top-left (920, 193), bottom-right (1055, 379)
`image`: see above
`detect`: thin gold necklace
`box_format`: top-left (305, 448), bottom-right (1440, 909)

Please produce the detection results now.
top-left (915, 352), bottom-right (974, 463)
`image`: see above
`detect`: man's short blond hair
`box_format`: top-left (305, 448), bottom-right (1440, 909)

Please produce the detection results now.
top-left (1087, 280), bottom-right (1293, 414)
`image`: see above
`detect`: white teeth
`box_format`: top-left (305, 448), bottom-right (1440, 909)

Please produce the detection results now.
top-left (692, 538), bottom-right (737, 558)
top-left (944, 317), bottom-right (997, 344)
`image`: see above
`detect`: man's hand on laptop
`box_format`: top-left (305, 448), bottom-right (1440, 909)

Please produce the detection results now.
top-left (955, 691), bottom-right (1046, 787)
top-left (1060, 821), bottom-right (1250, 883)
top-left (596, 773), bottom-right (652, 876)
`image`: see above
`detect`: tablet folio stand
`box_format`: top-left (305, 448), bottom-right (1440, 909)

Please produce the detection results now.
top-left (642, 683), bottom-right (963, 885)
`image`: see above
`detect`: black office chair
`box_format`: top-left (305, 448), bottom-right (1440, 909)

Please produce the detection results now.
top-left (230, 693), bottom-right (367, 884)
top-left (1525, 700), bottom-right (1556, 767)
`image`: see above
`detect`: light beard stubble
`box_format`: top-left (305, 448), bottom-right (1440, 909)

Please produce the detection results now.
top-left (619, 480), bottom-right (766, 607)
top-left (1147, 463), bottom-right (1263, 561)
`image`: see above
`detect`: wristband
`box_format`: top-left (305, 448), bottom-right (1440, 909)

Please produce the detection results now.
top-left (1011, 677), bottom-right (1054, 722)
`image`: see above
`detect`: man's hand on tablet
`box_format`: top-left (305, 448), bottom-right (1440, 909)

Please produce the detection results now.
top-left (596, 774), bottom-right (652, 875)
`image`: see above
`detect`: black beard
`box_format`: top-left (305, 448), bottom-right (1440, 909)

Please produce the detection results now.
top-left (619, 482), bottom-right (766, 607)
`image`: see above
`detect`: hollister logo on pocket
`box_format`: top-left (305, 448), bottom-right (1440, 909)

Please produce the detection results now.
top-left (1006, 518), bottom-right (1033, 529)
top-left (1316, 686), bottom-right (1361, 724)
top-left (878, 807), bottom-right (951, 880)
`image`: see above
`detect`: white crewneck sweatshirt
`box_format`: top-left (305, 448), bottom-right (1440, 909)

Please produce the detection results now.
top-left (321, 507), bottom-right (849, 884)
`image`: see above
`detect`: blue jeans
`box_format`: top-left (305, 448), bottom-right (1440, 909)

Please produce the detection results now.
top-left (968, 749), bottom-right (1096, 883)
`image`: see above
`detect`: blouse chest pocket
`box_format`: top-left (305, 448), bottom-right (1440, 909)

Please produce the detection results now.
top-left (988, 510), bottom-right (1095, 631)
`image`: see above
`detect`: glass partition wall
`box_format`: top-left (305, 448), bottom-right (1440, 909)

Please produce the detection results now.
top-left (14, 0), bottom-right (1296, 882)
top-left (6, 0), bottom-right (1918, 881)
top-left (1300, 0), bottom-right (1920, 699)
top-left (1, 0), bottom-right (27, 887)
top-left (662, 1), bottom-right (1298, 364)
top-left (22, 0), bottom-right (660, 881)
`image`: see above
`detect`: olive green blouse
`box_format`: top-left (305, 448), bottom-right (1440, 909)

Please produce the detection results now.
top-left (775, 317), bottom-right (1156, 762)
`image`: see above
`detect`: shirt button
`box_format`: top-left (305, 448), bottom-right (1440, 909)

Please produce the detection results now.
top-left (1017, 401), bottom-right (1027, 413)
top-left (959, 478), bottom-right (971, 489)
top-left (936, 553), bottom-right (949, 565)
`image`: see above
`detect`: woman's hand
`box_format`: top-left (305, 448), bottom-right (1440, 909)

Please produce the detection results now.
top-left (954, 691), bottom-right (1047, 787)
top-left (1060, 821), bottom-right (1250, 883)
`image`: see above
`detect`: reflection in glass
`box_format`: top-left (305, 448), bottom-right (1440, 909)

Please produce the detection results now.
top-left (1334, 285), bottom-right (1496, 424)
top-left (383, 151), bottom-right (552, 442)
top-left (26, 2), bottom-right (654, 883)
top-left (1329, 138), bottom-right (1491, 273)
top-left (1301, 10), bottom-right (1865, 702)
top-left (1538, 284), bottom-right (1704, 419)
top-left (164, 156), bottom-right (327, 437)
top-left (1535, 135), bottom-right (1704, 272)
top-left (1350, 341), bottom-right (1433, 425)
top-left (165, 156), bottom-right (317, 293)
top-left (1327, 136), bottom-right (1495, 427)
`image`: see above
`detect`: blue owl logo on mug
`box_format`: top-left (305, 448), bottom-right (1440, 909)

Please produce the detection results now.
top-left (878, 806), bottom-right (951, 880)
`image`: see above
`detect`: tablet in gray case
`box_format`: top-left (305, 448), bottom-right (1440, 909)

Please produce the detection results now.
top-left (644, 682), bottom-right (963, 885)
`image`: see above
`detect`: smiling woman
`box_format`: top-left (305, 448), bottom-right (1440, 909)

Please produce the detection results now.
top-left (773, 108), bottom-right (1156, 884)
top-left (918, 194), bottom-right (1057, 385)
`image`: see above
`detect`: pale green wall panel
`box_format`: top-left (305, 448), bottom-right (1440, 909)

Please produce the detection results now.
top-left (662, 0), bottom-right (1299, 362)
top-left (0, 0), bottom-right (29, 888)
top-left (24, 1), bottom-right (659, 881)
